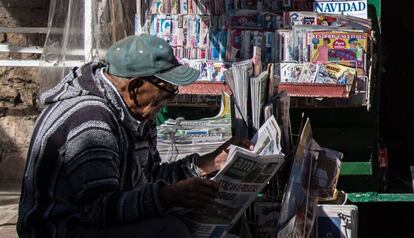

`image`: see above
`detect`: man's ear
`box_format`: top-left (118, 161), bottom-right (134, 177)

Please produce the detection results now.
top-left (128, 78), bottom-right (144, 97)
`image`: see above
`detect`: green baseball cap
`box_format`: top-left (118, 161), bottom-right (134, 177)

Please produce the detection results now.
top-left (105, 34), bottom-right (199, 86)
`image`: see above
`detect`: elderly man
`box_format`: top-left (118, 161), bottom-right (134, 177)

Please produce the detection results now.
top-left (17, 35), bottom-right (247, 238)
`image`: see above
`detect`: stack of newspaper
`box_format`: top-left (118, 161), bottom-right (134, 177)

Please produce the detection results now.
top-left (158, 93), bottom-right (233, 162)
top-left (157, 117), bottom-right (232, 162)
top-left (183, 116), bottom-right (285, 238)
top-left (223, 59), bottom-right (253, 139)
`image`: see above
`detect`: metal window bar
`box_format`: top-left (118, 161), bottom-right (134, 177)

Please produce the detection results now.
top-left (0, 26), bottom-right (87, 68)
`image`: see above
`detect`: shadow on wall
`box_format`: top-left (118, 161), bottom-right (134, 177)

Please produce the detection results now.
top-left (0, 107), bottom-right (38, 187)
top-left (0, 119), bottom-right (26, 187)
top-left (0, 0), bottom-right (50, 188)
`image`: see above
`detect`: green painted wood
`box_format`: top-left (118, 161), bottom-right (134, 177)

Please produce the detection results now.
top-left (348, 192), bottom-right (414, 203)
top-left (368, 0), bottom-right (381, 19)
top-left (340, 162), bottom-right (373, 175)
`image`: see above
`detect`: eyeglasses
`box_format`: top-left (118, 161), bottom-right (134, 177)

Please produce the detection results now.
top-left (141, 77), bottom-right (179, 96)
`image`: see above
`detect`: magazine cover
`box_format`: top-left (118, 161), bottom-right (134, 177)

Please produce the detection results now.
top-left (297, 63), bottom-right (319, 83)
top-left (163, 0), bottom-right (172, 13)
top-left (309, 31), bottom-right (368, 75)
top-left (157, 14), bottom-right (173, 43)
top-left (276, 119), bottom-right (319, 238)
top-left (314, 63), bottom-right (357, 86)
top-left (230, 15), bottom-right (261, 28)
top-left (228, 29), bottom-right (243, 61)
top-left (180, 0), bottom-right (188, 14)
top-left (210, 31), bottom-right (221, 60)
top-left (179, 60), bottom-right (229, 81)
top-left (198, 15), bottom-right (210, 48)
top-left (240, 30), bottom-right (252, 60)
top-left (280, 63), bottom-right (303, 83)
top-left (315, 205), bottom-right (358, 238)
top-left (259, 12), bottom-right (284, 30)
top-left (264, 31), bottom-right (275, 64)
top-left (314, 0), bottom-right (368, 19)
top-left (208, 62), bottom-right (228, 81)
top-left (276, 29), bottom-right (294, 62)
top-left (292, 24), bottom-right (355, 63)
top-left (276, 118), bottom-right (344, 238)
top-left (150, 0), bottom-right (164, 14)
top-left (288, 11), bottom-right (317, 26)
top-left (220, 30), bottom-right (228, 61)
top-left (316, 13), bottom-right (372, 32)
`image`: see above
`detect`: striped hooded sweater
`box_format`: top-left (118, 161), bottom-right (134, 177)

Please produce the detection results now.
top-left (17, 63), bottom-right (200, 238)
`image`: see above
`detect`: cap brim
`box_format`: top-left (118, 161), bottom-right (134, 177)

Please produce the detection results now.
top-left (154, 65), bottom-right (200, 86)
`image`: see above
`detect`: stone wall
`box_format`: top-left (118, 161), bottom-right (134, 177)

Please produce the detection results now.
top-left (0, 0), bottom-right (49, 186)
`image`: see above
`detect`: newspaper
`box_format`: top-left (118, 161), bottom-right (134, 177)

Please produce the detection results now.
top-left (184, 116), bottom-right (285, 238)
top-left (224, 59), bottom-right (253, 139)
top-left (276, 119), bottom-right (343, 238)
top-left (250, 115), bottom-right (282, 156)
top-left (263, 91), bottom-right (293, 154)
top-left (250, 71), bottom-right (269, 132)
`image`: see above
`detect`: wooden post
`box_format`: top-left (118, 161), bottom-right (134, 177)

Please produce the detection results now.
top-left (111, 0), bottom-right (117, 43)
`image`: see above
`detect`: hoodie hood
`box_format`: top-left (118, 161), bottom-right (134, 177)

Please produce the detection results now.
top-left (40, 63), bottom-right (153, 138)
top-left (41, 63), bottom-right (105, 105)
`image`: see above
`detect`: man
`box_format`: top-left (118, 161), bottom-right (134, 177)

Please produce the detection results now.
top-left (18, 35), bottom-right (248, 238)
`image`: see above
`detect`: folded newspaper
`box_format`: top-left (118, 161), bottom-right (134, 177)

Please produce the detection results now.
top-left (183, 116), bottom-right (285, 238)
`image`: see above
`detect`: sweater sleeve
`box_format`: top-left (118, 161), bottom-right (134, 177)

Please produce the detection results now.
top-left (62, 120), bottom-right (165, 227)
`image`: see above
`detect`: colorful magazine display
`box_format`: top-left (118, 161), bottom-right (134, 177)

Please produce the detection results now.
top-left (309, 31), bottom-right (368, 77)
top-left (138, 0), bottom-right (373, 96)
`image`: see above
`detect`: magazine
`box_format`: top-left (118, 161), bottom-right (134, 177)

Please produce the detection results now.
top-left (288, 11), bottom-right (317, 26)
top-left (309, 31), bottom-right (368, 78)
top-left (314, 63), bottom-right (357, 86)
top-left (184, 116), bottom-right (285, 238)
top-left (316, 13), bottom-right (371, 31)
top-left (315, 205), bottom-right (358, 238)
top-left (180, 59), bottom-right (229, 82)
top-left (292, 25), bottom-right (354, 63)
top-left (280, 63), bottom-right (303, 83)
top-left (277, 118), bottom-right (318, 238)
top-left (298, 63), bottom-right (319, 83)
top-left (276, 119), bottom-right (343, 238)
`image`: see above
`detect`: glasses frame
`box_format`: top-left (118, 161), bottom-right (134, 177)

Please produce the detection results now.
top-left (139, 77), bottom-right (179, 96)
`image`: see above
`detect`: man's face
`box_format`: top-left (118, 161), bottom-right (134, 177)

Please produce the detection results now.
top-left (130, 77), bottom-right (178, 119)
top-left (350, 41), bottom-right (357, 48)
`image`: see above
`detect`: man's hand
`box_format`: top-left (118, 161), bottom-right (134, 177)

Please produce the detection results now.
top-left (196, 137), bottom-right (253, 176)
top-left (159, 177), bottom-right (219, 209)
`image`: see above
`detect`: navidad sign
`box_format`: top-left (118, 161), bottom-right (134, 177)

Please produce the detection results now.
top-left (314, 0), bottom-right (368, 19)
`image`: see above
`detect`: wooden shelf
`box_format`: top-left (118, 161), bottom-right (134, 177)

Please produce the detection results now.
top-left (178, 81), bottom-right (230, 95)
top-left (279, 83), bottom-right (350, 98)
